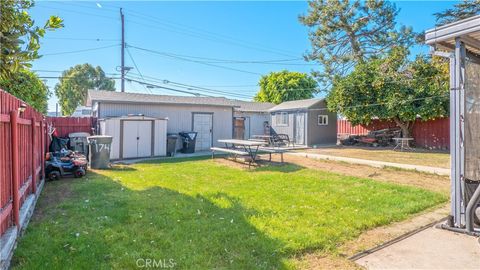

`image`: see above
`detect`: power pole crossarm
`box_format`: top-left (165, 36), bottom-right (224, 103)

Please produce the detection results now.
top-left (120, 8), bottom-right (125, 92)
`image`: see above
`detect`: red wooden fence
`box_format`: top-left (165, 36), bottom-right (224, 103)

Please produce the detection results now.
top-left (46, 117), bottom-right (96, 137)
top-left (0, 89), bottom-right (46, 236)
top-left (337, 118), bottom-right (450, 150)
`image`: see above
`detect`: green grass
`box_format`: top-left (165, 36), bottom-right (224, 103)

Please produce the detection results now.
top-left (12, 157), bottom-right (447, 269)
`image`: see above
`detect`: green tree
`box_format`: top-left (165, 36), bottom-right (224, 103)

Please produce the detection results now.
top-left (434, 0), bottom-right (480, 26)
top-left (0, 69), bottom-right (49, 113)
top-left (327, 47), bottom-right (449, 138)
top-left (299, 0), bottom-right (416, 86)
top-left (55, 64), bottom-right (115, 115)
top-left (254, 70), bottom-right (318, 104)
top-left (0, 0), bottom-right (63, 79)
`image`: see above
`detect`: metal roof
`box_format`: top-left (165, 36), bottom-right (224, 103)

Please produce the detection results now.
top-left (86, 90), bottom-right (273, 112)
top-left (268, 98), bottom-right (324, 112)
top-left (425, 15), bottom-right (480, 55)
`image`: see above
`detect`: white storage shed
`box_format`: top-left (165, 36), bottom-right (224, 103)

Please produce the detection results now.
top-left (97, 115), bottom-right (168, 160)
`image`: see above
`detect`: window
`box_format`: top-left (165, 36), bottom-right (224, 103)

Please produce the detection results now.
top-left (276, 112), bottom-right (289, 126)
top-left (318, 115), bottom-right (328, 125)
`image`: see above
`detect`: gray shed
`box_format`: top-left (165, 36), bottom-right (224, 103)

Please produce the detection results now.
top-left (269, 98), bottom-right (337, 146)
top-left (86, 90), bottom-right (236, 151)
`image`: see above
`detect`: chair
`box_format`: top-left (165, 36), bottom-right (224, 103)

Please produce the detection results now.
top-left (273, 134), bottom-right (294, 147)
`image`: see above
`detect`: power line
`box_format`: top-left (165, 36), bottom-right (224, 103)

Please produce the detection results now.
top-left (125, 73), bottom-right (253, 99)
top-left (125, 77), bottom-right (209, 97)
top-left (43, 37), bottom-right (119, 42)
top-left (125, 46), bottom-right (153, 94)
top-left (127, 44), bottom-right (262, 76)
top-left (41, 44), bottom-right (119, 56)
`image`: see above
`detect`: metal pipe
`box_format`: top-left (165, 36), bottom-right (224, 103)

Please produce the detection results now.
top-left (466, 184), bottom-right (480, 232)
top-left (440, 223), bottom-right (480, 237)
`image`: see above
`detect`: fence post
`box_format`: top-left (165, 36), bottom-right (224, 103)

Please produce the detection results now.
top-left (31, 117), bottom-right (37, 194)
top-left (10, 110), bottom-right (20, 228)
top-left (40, 119), bottom-right (45, 184)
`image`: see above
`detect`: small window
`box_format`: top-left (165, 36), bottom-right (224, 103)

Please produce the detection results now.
top-left (318, 115), bottom-right (328, 125)
top-left (276, 112), bottom-right (288, 126)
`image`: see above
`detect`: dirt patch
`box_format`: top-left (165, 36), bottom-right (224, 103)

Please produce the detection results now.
top-left (32, 179), bottom-right (77, 222)
top-left (302, 146), bottom-right (450, 169)
top-left (283, 154), bottom-right (450, 194)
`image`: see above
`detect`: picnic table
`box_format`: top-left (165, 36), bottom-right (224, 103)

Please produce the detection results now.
top-left (251, 135), bottom-right (274, 146)
top-left (393, 137), bottom-right (414, 151)
top-left (211, 139), bottom-right (285, 167)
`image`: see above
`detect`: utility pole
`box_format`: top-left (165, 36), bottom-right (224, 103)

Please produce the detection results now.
top-left (120, 8), bottom-right (125, 92)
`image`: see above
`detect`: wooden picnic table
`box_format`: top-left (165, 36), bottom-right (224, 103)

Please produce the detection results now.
top-left (251, 135), bottom-right (274, 146)
top-left (215, 139), bottom-right (264, 166)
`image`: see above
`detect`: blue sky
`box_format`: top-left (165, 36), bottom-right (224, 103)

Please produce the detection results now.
top-left (31, 1), bottom-right (457, 112)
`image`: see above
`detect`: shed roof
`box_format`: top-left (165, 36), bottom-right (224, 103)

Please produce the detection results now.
top-left (86, 90), bottom-right (273, 112)
top-left (425, 15), bottom-right (480, 55)
top-left (231, 100), bottom-right (274, 112)
top-left (269, 98), bottom-right (324, 112)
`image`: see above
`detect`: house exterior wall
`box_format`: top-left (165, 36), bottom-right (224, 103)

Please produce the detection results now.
top-left (233, 111), bottom-right (270, 139)
top-left (95, 102), bottom-right (233, 148)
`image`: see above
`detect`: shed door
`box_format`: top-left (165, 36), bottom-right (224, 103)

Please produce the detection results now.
top-left (122, 121), bottom-right (152, 158)
top-left (193, 113), bottom-right (213, 151)
top-left (294, 113), bottom-right (305, 145)
top-left (137, 121), bottom-right (152, 157)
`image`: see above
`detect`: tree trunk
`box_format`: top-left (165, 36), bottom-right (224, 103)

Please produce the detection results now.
top-left (393, 118), bottom-right (414, 147)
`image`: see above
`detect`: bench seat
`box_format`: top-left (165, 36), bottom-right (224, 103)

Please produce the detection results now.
top-left (258, 147), bottom-right (286, 153)
top-left (210, 147), bottom-right (249, 156)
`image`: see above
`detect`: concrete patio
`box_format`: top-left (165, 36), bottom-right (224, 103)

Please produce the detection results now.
top-left (355, 225), bottom-right (480, 269)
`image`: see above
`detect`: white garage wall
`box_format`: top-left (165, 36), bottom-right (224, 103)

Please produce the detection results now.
top-left (98, 102), bottom-right (234, 148)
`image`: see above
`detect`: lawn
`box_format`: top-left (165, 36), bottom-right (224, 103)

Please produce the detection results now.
top-left (304, 147), bottom-right (450, 168)
top-left (12, 157), bottom-right (446, 269)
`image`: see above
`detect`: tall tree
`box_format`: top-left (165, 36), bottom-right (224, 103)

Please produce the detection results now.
top-left (0, 70), bottom-right (49, 113)
top-left (299, 0), bottom-right (416, 86)
top-left (327, 47), bottom-right (449, 138)
top-left (254, 70), bottom-right (318, 104)
top-left (434, 0), bottom-right (480, 26)
top-left (55, 64), bottom-right (115, 115)
top-left (0, 0), bottom-right (63, 79)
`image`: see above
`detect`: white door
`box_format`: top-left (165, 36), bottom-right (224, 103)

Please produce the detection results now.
top-left (193, 113), bottom-right (213, 151)
top-left (137, 121), bottom-right (152, 157)
top-left (122, 121), bottom-right (152, 158)
top-left (295, 113), bottom-right (305, 145)
top-left (244, 117), bottom-right (251, 139)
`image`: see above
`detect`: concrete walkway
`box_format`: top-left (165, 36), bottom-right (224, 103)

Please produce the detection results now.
top-left (355, 225), bottom-right (480, 269)
top-left (112, 151), bottom-right (212, 165)
top-left (288, 152), bottom-right (450, 176)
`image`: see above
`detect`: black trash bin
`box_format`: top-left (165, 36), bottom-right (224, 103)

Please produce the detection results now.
top-left (167, 134), bottom-right (178, 157)
top-left (87, 135), bottom-right (112, 169)
top-left (178, 132), bottom-right (197, 153)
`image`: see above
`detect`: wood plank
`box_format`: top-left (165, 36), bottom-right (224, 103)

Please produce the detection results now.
top-left (17, 118), bottom-right (32, 125)
top-left (0, 114), bottom-right (9, 122)
top-left (0, 202), bottom-right (12, 225)
top-left (210, 147), bottom-right (249, 155)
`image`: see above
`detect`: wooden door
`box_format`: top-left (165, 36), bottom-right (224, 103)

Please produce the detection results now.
top-left (233, 118), bottom-right (245, 139)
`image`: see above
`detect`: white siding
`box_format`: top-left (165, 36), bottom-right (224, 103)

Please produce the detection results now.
top-left (98, 103), bottom-right (233, 148)
top-left (233, 111), bottom-right (270, 139)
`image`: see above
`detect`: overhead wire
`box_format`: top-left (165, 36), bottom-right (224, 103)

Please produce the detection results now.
top-left (41, 44), bottom-right (120, 56)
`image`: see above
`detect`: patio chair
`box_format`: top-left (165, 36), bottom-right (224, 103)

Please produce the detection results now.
top-left (273, 134), bottom-right (294, 147)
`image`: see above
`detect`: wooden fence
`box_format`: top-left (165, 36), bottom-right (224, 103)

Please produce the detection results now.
top-left (0, 89), bottom-right (46, 237)
top-left (46, 117), bottom-right (96, 137)
top-left (337, 118), bottom-right (450, 150)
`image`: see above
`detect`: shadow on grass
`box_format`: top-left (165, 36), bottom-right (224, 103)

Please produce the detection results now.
top-left (12, 171), bottom-right (287, 269)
